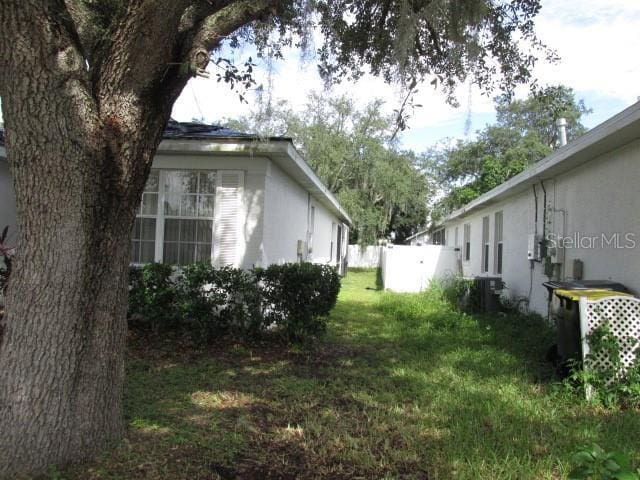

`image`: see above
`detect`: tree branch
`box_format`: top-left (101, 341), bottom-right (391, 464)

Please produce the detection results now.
top-left (188, 0), bottom-right (279, 68)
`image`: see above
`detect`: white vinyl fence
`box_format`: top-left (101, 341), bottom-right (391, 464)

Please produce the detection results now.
top-left (381, 245), bottom-right (459, 293)
top-left (347, 245), bottom-right (382, 268)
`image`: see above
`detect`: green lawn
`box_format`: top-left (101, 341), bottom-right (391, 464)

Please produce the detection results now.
top-left (61, 270), bottom-right (639, 479)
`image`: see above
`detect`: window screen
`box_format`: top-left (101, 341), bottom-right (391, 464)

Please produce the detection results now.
top-left (481, 216), bottom-right (490, 273)
top-left (494, 211), bottom-right (503, 274)
top-left (163, 171), bottom-right (215, 266)
top-left (464, 224), bottom-right (471, 261)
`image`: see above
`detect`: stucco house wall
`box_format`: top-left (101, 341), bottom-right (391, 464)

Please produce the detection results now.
top-left (441, 104), bottom-right (640, 317)
top-left (262, 159), bottom-right (309, 265)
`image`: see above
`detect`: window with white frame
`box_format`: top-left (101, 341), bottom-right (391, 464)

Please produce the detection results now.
top-left (463, 223), bottom-right (471, 261)
top-left (131, 170), bottom-right (159, 264)
top-left (162, 171), bottom-right (216, 265)
top-left (131, 169), bottom-right (243, 267)
top-left (330, 222), bottom-right (336, 262)
top-left (494, 211), bottom-right (503, 274)
top-left (481, 216), bottom-right (490, 273)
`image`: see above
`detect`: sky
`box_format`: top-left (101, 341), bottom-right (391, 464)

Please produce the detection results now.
top-left (171, 0), bottom-right (640, 153)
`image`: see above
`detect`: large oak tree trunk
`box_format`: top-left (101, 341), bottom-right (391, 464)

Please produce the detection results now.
top-left (0, 6), bottom-right (168, 476)
top-left (0, 89), bottom-right (157, 476)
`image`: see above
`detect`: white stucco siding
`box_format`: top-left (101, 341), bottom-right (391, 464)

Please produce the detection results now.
top-left (442, 137), bottom-right (640, 317)
top-left (0, 154), bottom-right (17, 242)
top-left (262, 160), bottom-right (344, 266)
top-left (445, 193), bottom-right (553, 315)
top-left (549, 138), bottom-right (640, 294)
top-left (262, 160), bottom-right (310, 265)
top-left (309, 199), bottom-right (337, 264)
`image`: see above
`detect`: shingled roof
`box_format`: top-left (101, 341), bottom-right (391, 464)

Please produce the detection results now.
top-left (0, 120), bottom-right (289, 148)
top-left (163, 119), bottom-right (290, 142)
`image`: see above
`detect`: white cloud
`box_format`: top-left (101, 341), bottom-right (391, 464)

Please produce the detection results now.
top-left (532, 0), bottom-right (640, 103)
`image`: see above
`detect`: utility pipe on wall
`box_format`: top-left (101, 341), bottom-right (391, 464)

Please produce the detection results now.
top-left (556, 118), bottom-right (568, 147)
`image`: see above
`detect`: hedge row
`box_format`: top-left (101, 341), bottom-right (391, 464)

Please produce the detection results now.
top-left (128, 262), bottom-right (341, 343)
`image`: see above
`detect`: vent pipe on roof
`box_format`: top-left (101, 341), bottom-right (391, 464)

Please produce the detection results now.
top-left (556, 117), bottom-right (568, 147)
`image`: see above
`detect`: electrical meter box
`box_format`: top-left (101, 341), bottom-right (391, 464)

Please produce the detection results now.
top-left (527, 234), bottom-right (542, 261)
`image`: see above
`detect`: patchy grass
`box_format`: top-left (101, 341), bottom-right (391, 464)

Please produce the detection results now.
top-left (58, 270), bottom-right (640, 479)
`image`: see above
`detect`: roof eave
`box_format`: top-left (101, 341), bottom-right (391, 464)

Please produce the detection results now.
top-left (157, 138), bottom-right (353, 226)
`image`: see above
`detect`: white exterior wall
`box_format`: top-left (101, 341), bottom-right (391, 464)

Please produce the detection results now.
top-left (443, 138), bottom-right (640, 316)
top-left (309, 197), bottom-right (336, 264)
top-left (381, 245), bottom-right (459, 292)
top-left (262, 160), bottom-right (309, 265)
top-left (0, 145), bottom-right (350, 271)
top-left (262, 160), bottom-right (347, 267)
top-left (0, 153), bottom-right (17, 241)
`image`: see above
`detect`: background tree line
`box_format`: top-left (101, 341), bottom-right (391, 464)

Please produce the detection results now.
top-left (227, 93), bottom-right (432, 244)
top-left (228, 85), bottom-right (589, 243)
top-left (423, 85), bottom-right (591, 220)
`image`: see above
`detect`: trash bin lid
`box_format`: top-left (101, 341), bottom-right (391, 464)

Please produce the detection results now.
top-left (543, 280), bottom-right (630, 292)
top-left (553, 288), bottom-right (634, 302)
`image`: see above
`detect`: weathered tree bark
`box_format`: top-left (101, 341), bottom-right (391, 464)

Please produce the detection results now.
top-left (0, 1), bottom-right (279, 476)
top-left (0, 6), bottom-right (163, 475)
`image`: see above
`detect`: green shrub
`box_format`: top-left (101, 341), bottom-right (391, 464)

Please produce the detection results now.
top-left (178, 263), bottom-right (262, 343)
top-left (435, 275), bottom-right (477, 311)
top-left (128, 262), bottom-right (340, 344)
top-left (128, 263), bottom-right (179, 333)
top-left (569, 444), bottom-right (639, 480)
top-left (256, 263), bottom-right (341, 342)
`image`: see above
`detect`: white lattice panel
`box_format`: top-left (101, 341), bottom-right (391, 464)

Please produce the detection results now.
top-left (579, 296), bottom-right (640, 386)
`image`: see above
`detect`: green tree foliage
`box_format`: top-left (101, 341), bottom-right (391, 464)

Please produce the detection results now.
top-left (229, 93), bottom-right (430, 244)
top-left (425, 85), bottom-right (590, 219)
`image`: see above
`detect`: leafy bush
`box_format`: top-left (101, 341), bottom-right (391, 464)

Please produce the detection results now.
top-left (178, 263), bottom-right (262, 343)
top-left (256, 263), bottom-right (341, 342)
top-left (128, 263), bottom-right (179, 333)
top-left (128, 262), bottom-right (341, 344)
top-left (569, 444), bottom-right (639, 480)
top-left (435, 275), bottom-right (476, 311)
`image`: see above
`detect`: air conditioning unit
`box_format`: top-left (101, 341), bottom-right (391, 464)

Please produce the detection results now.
top-left (527, 234), bottom-right (542, 261)
top-left (473, 277), bottom-right (504, 313)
